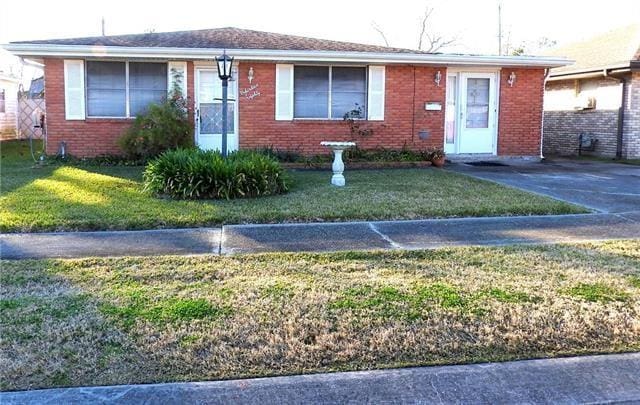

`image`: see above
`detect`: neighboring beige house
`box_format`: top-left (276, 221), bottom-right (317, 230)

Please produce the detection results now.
top-left (543, 24), bottom-right (640, 159)
top-left (0, 72), bottom-right (20, 139)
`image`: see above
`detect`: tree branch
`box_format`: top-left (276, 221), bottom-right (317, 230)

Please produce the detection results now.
top-left (371, 22), bottom-right (390, 47)
top-left (417, 4), bottom-right (455, 53)
top-left (417, 7), bottom-right (434, 51)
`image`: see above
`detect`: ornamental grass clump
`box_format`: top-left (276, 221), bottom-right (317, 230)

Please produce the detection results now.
top-left (143, 149), bottom-right (290, 200)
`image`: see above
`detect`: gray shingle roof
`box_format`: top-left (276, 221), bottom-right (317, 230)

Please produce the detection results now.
top-left (546, 24), bottom-right (640, 76)
top-left (10, 27), bottom-right (424, 54)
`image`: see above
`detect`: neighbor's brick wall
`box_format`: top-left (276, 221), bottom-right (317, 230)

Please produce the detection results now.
top-left (543, 110), bottom-right (619, 157)
top-left (237, 62), bottom-right (446, 154)
top-left (43, 58), bottom-right (195, 157)
top-left (497, 68), bottom-right (546, 156)
top-left (543, 72), bottom-right (639, 159)
top-left (622, 72), bottom-right (640, 159)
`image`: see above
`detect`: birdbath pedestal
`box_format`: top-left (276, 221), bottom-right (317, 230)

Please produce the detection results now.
top-left (320, 141), bottom-right (356, 186)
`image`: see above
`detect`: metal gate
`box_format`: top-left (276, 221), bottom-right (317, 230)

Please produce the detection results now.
top-left (18, 90), bottom-right (46, 140)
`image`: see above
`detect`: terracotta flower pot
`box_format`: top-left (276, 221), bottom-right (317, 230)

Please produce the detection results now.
top-left (431, 157), bottom-right (446, 167)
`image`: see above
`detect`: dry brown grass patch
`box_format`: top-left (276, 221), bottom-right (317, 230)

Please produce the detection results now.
top-left (1, 240), bottom-right (639, 391)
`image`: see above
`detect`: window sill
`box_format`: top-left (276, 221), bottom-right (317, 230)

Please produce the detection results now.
top-left (85, 117), bottom-right (136, 123)
top-left (292, 118), bottom-right (368, 123)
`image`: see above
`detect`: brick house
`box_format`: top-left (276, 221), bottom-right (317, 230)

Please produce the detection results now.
top-left (543, 24), bottom-right (640, 159)
top-left (4, 27), bottom-right (567, 158)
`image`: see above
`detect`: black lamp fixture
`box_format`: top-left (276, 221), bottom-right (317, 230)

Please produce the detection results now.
top-left (215, 50), bottom-right (234, 157)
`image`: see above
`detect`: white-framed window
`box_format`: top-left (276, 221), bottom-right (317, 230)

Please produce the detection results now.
top-left (0, 89), bottom-right (5, 113)
top-left (293, 66), bottom-right (367, 119)
top-left (85, 61), bottom-right (167, 118)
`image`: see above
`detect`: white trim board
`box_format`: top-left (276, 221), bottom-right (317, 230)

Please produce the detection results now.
top-left (3, 44), bottom-right (571, 68)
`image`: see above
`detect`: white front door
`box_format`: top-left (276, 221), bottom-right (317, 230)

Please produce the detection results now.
top-left (195, 68), bottom-right (239, 153)
top-left (458, 73), bottom-right (497, 154)
top-left (445, 71), bottom-right (498, 155)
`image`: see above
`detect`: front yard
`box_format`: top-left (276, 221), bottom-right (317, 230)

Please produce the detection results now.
top-left (0, 141), bottom-right (585, 232)
top-left (1, 240), bottom-right (639, 391)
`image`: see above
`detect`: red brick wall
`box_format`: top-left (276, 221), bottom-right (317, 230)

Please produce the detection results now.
top-left (237, 63), bottom-right (446, 154)
top-left (42, 57), bottom-right (545, 157)
top-left (43, 58), bottom-right (195, 157)
top-left (497, 68), bottom-right (545, 156)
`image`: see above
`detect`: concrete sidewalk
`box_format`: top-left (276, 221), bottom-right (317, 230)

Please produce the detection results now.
top-left (2, 353), bottom-right (639, 404)
top-left (1, 211), bottom-right (639, 259)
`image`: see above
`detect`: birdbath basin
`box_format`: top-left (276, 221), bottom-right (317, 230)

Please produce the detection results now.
top-left (320, 141), bottom-right (356, 186)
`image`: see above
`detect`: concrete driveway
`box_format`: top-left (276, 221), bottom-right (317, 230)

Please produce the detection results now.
top-left (448, 159), bottom-right (640, 213)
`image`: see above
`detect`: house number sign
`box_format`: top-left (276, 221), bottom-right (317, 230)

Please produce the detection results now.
top-left (240, 83), bottom-right (261, 100)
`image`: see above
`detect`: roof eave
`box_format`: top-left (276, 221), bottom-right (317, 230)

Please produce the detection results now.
top-left (2, 43), bottom-right (571, 68)
top-left (549, 61), bottom-right (633, 78)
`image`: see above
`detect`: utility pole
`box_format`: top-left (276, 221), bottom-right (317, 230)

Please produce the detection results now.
top-left (497, 1), bottom-right (502, 55)
top-left (101, 17), bottom-right (105, 36)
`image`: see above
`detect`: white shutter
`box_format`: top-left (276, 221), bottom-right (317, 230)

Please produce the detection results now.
top-left (64, 60), bottom-right (85, 120)
top-left (367, 66), bottom-right (385, 121)
top-left (275, 64), bottom-right (294, 120)
top-left (168, 61), bottom-right (188, 98)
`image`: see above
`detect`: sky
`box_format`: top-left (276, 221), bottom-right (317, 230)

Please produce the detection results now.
top-left (1, 0), bottom-right (639, 84)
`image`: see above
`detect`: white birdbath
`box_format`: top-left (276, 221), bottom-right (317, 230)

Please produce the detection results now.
top-left (320, 141), bottom-right (356, 187)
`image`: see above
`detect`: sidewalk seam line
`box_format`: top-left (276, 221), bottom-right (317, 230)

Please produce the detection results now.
top-left (368, 223), bottom-right (402, 249)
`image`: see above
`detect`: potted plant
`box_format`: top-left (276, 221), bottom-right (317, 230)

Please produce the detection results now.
top-left (427, 147), bottom-right (446, 167)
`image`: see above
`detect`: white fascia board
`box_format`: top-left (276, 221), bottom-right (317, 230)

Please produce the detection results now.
top-left (2, 43), bottom-right (572, 68)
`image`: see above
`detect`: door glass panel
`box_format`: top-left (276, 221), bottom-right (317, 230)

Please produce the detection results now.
top-left (199, 103), bottom-right (235, 134)
top-left (466, 78), bottom-right (490, 128)
top-left (445, 75), bottom-right (457, 144)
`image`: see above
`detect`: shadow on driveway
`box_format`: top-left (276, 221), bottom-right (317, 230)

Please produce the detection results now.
top-left (447, 159), bottom-right (640, 213)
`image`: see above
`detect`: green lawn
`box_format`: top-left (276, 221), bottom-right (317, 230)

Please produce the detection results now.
top-left (1, 240), bottom-right (639, 391)
top-left (1, 140), bottom-right (586, 232)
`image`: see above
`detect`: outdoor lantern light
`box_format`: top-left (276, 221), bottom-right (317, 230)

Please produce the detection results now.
top-left (434, 70), bottom-right (442, 87)
top-left (216, 50), bottom-right (234, 81)
top-left (215, 50), bottom-right (234, 157)
top-left (507, 71), bottom-right (516, 87)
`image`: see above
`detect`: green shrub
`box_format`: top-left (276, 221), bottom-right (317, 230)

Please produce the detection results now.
top-left (143, 148), bottom-right (290, 199)
top-left (253, 145), bottom-right (432, 164)
top-left (344, 146), bottom-right (430, 162)
top-left (118, 93), bottom-right (193, 160)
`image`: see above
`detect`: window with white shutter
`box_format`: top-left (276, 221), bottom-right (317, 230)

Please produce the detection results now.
top-left (367, 66), bottom-right (385, 121)
top-left (275, 64), bottom-right (294, 120)
top-left (63, 60), bottom-right (85, 120)
top-left (168, 61), bottom-right (187, 98)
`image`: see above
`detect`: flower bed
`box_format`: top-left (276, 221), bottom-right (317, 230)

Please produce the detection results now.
top-left (143, 149), bottom-right (289, 199)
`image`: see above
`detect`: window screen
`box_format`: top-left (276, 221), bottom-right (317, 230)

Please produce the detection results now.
top-left (86, 61), bottom-right (126, 117)
top-left (129, 62), bottom-right (167, 116)
top-left (330, 67), bottom-right (366, 118)
top-left (465, 78), bottom-right (490, 128)
top-left (294, 66), bottom-right (329, 118)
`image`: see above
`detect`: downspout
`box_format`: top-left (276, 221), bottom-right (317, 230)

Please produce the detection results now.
top-left (603, 68), bottom-right (626, 159)
top-left (540, 68), bottom-right (551, 160)
top-left (411, 66), bottom-right (417, 144)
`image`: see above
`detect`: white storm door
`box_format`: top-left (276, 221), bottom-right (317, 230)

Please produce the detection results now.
top-left (444, 74), bottom-right (458, 155)
top-left (196, 68), bottom-right (238, 153)
top-left (458, 73), bottom-right (497, 154)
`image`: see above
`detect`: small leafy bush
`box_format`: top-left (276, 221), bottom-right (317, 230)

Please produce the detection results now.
top-left (118, 100), bottom-right (194, 160)
top-left (425, 147), bottom-right (446, 162)
top-left (344, 146), bottom-right (430, 162)
top-left (118, 71), bottom-right (193, 160)
top-left (143, 148), bottom-right (290, 199)
top-left (254, 146), bottom-right (304, 163)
